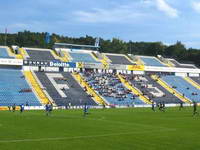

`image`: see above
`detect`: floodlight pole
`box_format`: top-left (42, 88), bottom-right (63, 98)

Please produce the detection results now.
top-left (4, 28), bottom-right (7, 46)
top-left (129, 42), bottom-right (132, 54)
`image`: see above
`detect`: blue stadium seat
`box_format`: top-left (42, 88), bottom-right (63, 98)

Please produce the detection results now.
top-left (0, 48), bottom-right (13, 58)
top-left (0, 69), bottom-right (41, 106)
top-left (69, 52), bottom-right (98, 63)
top-left (162, 76), bottom-right (200, 102)
top-left (140, 57), bottom-right (165, 67)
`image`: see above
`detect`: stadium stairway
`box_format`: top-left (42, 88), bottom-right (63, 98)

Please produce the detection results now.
top-left (51, 50), bottom-right (69, 62)
top-left (157, 56), bottom-right (174, 67)
top-left (63, 51), bottom-right (72, 61)
top-left (72, 72), bottom-right (107, 105)
top-left (184, 77), bottom-right (200, 90)
top-left (24, 71), bottom-right (50, 105)
top-left (19, 48), bottom-right (28, 59)
top-left (151, 75), bottom-right (191, 103)
top-left (6, 47), bottom-right (16, 58)
top-left (61, 51), bottom-right (69, 62)
top-left (101, 54), bottom-right (110, 69)
top-left (117, 74), bottom-right (152, 104)
top-left (9, 47), bottom-right (23, 59)
top-left (15, 53), bottom-right (23, 59)
top-left (125, 55), bottom-right (135, 64)
top-left (135, 57), bottom-right (144, 65)
top-left (90, 52), bottom-right (102, 62)
top-left (50, 50), bottom-right (62, 60)
top-left (165, 60), bottom-right (174, 67)
top-left (160, 59), bottom-right (174, 67)
top-left (157, 58), bottom-right (169, 67)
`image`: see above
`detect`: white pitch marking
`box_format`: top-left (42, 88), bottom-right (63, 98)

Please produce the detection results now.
top-left (0, 129), bottom-right (174, 143)
top-left (24, 112), bottom-right (176, 131)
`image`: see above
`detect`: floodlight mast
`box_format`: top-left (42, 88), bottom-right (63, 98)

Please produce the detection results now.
top-left (95, 37), bottom-right (100, 51)
top-left (4, 28), bottom-right (7, 46)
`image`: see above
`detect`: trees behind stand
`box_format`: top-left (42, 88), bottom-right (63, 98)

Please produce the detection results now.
top-left (0, 30), bottom-right (199, 67)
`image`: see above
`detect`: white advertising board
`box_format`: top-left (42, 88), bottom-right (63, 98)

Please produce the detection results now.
top-left (0, 58), bottom-right (23, 66)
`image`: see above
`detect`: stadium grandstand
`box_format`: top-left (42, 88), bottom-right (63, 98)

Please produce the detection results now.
top-left (103, 53), bottom-right (134, 65)
top-left (0, 46), bottom-right (14, 58)
top-left (123, 74), bottom-right (182, 104)
top-left (1, 43), bottom-right (200, 110)
top-left (82, 71), bottom-right (145, 106)
top-left (0, 68), bottom-right (41, 106)
top-left (1, 42), bottom-right (200, 150)
top-left (167, 58), bottom-right (197, 68)
top-left (23, 48), bottom-right (60, 61)
top-left (136, 56), bottom-right (167, 67)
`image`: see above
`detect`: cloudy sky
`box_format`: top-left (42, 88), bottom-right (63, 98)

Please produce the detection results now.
top-left (1, 0), bottom-right (200, 48)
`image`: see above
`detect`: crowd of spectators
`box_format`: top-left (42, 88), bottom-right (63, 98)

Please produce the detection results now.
top-left (82, 71), bottom-right (139, 102)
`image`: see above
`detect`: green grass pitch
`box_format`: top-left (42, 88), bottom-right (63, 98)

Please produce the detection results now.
top-left (0, 107), bottom-right (199, 150)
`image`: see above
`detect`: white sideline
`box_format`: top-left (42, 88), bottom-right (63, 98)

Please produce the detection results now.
top-left (23, 112), bottom-right (176, 131)
top-left (0, 129), bottom-right (174, 143)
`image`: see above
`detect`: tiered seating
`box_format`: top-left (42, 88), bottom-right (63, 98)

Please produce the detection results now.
top-left (62, 72), bottom-right (96, 105)
top-left (190, 77), bottom-right (200, 85)
top-left (125, 74), bottom-right (182, 104)
top-left (24, 71), bottom-right (49, 104)
top-left (140, 57), bottom-right (166, 67)
top-left (0, 69), bottom-right (41, 106)
top-left (162, 76), bottom-right (200, 102)
top-left (105, 54), bottom-right (133, 65)
top-left (0, 47), bottom-right (13, 58)
top-left (35, 72), bottom-right (96, 106)
top-left (69, 52), bottom-right (99, 63)
top-left (26, 49), bottom-right (56, 61)
top-left (169, 59), bottom-right (196, 69)
top-left (82, 72), bottom-right (145, 105)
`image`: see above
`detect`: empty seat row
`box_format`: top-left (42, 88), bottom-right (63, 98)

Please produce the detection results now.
top-left (0, 69), bottom-right (41, 106)
top-left (26, 49), bottom-right (56, 61)
top-left (0, 48), bottom-right (13, 58)
top-left (106, 55), bottom-right (133, 65)
top-left (140, 57), bottom-right (166, 67)
top-left (69, 52), bottom-right (99, 63)
top-left (162, 75), bottom-right (200, 102)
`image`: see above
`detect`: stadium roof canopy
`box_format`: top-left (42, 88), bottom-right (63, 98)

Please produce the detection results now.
top-left (54, 43), bottom-right (99, 51)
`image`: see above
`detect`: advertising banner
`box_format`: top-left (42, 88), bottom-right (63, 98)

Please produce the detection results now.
top-left (127, 65), bottom-right (145, 71)
top-left (0, 58), bottom-right (23, 66)
top-left (23, 60), bottom-right (76, 68)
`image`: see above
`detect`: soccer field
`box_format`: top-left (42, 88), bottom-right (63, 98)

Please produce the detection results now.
top-left (0, 107), bottom-right (199, 150)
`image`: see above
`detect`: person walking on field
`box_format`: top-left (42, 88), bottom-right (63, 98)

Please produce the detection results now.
top-left (20, 104), bottom-right (24, 113)
top-left (83, 103), bottom-right (89, 116)
top-left (179, 102), bottom-right (183, 111)
top-left (12, 104), bottom-right (16, 112)
top-left (45, 103), bottom-right (50, 116)
top-left (152, 102), bottom-right (155, 112)
top-left (193, 101), bottom-right (199, 116)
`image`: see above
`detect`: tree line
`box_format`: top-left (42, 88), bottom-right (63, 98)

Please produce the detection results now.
top-left (0, 30), bottom-right (200, 66)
